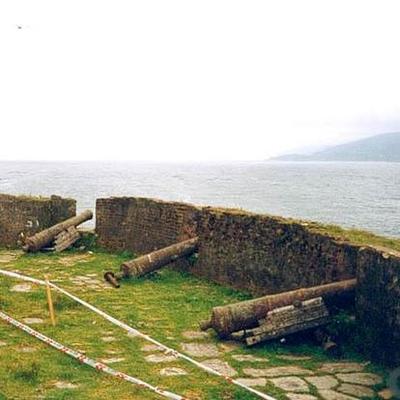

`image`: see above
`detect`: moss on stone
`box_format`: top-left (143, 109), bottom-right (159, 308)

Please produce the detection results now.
top-left (205, 206), bottom-right (400, 253)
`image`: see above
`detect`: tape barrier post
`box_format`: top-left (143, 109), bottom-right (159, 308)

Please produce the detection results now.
top-left (0, 268), bottom-right (276, 400)
top-left (0, 310), bottom-right (185, 400)
top-left (44, 275), bottom-right (56, 327)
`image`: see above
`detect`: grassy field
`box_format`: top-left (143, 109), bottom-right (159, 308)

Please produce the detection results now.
top-left (0, 249), bottom-right (388, 400)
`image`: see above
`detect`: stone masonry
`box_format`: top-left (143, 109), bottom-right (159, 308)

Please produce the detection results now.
top-left (94, 196), bottom-right (400, 366)
top-left (96, 197), bottom-right (201, 253)
top-left (0, 194), bottom-right (76, 247)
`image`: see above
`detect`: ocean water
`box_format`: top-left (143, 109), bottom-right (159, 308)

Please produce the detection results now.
top-left (0, 161), bottom-right (399, 238)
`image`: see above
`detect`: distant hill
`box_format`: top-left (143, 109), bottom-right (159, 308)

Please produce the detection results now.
top-left (271, 132), bottom-right (400, 162)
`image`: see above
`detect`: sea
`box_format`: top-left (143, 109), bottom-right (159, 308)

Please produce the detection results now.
top-left (0, 161), bottom-right (399, 238)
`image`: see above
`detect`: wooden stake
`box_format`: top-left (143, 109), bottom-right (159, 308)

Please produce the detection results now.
top-left (44, 275), bottom-right (56, 327)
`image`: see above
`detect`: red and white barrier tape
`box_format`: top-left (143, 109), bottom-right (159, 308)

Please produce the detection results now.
top-left (0, 268), bottom-right (276, 400)
top-left (0, 310), bottom-right (185, 400)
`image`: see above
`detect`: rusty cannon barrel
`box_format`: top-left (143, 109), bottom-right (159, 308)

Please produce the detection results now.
top-left (22, 210), bottom-right (93, 252)
top-left (120, 237), bottom-right (199, 278)
top-left (199, 278), bottom-right (357, 338)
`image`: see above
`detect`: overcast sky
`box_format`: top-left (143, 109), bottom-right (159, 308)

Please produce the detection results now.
top-left (1, 1), bottom-right (400, 161)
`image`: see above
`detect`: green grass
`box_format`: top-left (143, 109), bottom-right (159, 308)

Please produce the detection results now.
top-left (0, 249), bottom-right (388, 399)
top-left (306, 222), bottom-right (400, 253)
top-left (12, 361), bottom-right (40, 383)
top-left (0, 194), bottom-right (74, 202)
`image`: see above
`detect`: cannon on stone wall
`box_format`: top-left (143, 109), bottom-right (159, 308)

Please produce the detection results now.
top-left (104, 237), bottom-right (199, 287)
top-left (22, 210), bottom-right (93, 252)
top-left (200, 278), bottom-right (357, 339)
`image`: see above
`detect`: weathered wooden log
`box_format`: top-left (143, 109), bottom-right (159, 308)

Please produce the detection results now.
top-left (120, 237), bottom-right (199, 278)
top-left (54, 226), bottom-right (76, 244)
top-left (54, 226), bottom-right (81, 252)
top-left (22, 210), bottom-right (93, 252)
top-left (244, 297), bottom-right (330, 346)
top-left (200, 278), bottom-right (356, 338)
top-left (35, 227), bottom-right (81, 252)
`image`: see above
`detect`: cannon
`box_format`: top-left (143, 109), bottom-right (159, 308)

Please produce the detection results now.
top-left (22, 210), bottom-right (93, 252)
top-left (104, 237), bottom-right (199, 287)
top-left (200, 278), bottom-right (357, 338)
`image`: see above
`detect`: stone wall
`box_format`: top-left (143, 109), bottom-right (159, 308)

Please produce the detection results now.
top-left (193, 207), bottom-right (357, 296)
top-left (95, 197), bottom-right (358, 295)
top-left (95, 196), bottom-right (400, 365)
top-left (356, 247), bottom-right (400, 366)
top-left (96, 197), bottom-right (201, 254)
top-left (0, 194), bottom-right (76, 247)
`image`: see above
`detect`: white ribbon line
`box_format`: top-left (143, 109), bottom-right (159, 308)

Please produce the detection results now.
top-left (0, 310), bottom-right (185, 400)
top-left (0, 268), bottom-right (276, 400)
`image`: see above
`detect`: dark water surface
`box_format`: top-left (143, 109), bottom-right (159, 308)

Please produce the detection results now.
top-left (0, 161), bottom-right (399, 237)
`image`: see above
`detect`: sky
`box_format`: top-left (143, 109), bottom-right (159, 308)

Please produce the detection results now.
top-left (1, 1), bottom-right (400, 161)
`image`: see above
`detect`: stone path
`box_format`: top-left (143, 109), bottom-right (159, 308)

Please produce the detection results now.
top-left (58, 254), bottom-right (92, 267)
top-left (182, 330), bottom-right (210, 340)
top-left (10, 283), bottom-right (32, 293)
top-left (0, 252), bottom-right (21, 264)
top-left (69, 275), bottom-right (111, 291)
top-left (335, 373), bottom-right (382, 386)
top-left (319, 363), bottom-right (366, 374)
top-left (141, 344), bottom-right (164, 352)
top-left (100, 357), bottom-right (125, 364)
top-left (145, 354), bottom-right (178, 363)
top-left (270, 377), bottom-right (310, 393)
top-left (181, 342), bottom-right (220, 358)
top-left (101, 336), bottom-right (117, 343)
top-left (378, 389), bottom-right (394, 400)
top-left (136, 329), bottom-right (388, 399)
top-left (235, 377), bottom-right (267, 387)
top-left (278, 355), bottom-right (312, 361)
top-left (160, 367), bottom-right (188, 376)
top-left (53, 381), bottom-right (79, 389)
top-left (104, 349), bottom-right (121, 355)
top-left (318, 389), bottom-right (357, 400)
top-left (22, 317), bottom-right (44, 325)
top-left (19, 346), bottom-right (37, 353)
top-left (305, 376), bottom-right (339, 390)
top-left (232, 354), bottom-right (267, 362)
top-left (201, 359), bottom-right (237, 377)
top-left (286, 394), bottom-right (318, 400)
top-left (337, 384), bottom-right (375, 398)
top-left (243, 366), bottom-right (314, 377)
